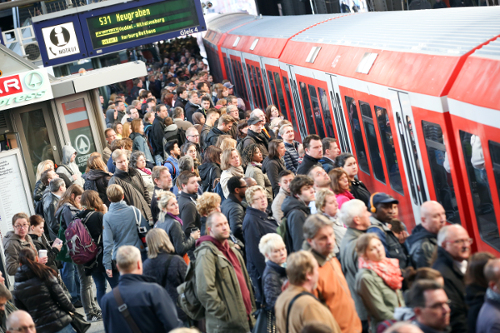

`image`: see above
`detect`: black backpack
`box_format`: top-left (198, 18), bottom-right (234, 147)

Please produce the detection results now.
top-left (82, 173), bottom-right (98, 192)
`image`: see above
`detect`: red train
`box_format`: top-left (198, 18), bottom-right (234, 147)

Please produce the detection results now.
top-left (203, 8), bottom-right (500, 255)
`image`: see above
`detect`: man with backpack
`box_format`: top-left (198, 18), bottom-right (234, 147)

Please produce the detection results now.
top-left (164, 140), bottom-right (180, 183)
top-left (194, 212), bottom-right (256, 332)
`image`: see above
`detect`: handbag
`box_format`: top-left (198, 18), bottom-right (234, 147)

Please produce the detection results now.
top-left (69, 311), bottom-right (91, 333)
top-left (252, 308), bottom-right (276, 333)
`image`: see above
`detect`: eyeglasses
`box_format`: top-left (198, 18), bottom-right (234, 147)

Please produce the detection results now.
top-left (8, 324), bottom-right (36, 332)
top-left (446, 238), bottom-right (473, 246)
top-left (14, 224), bottom-right (29, 229)
top-left (425, 299), bottom-right (451, 310)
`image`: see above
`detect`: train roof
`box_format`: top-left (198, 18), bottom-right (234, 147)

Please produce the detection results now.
top-left (207, 12), bottom-right (257, 33)
top-left (473, 37), bottom-right (500, 60)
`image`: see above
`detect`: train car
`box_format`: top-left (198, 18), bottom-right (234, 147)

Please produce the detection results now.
top-left (204, 7), bottom-right (500, 254)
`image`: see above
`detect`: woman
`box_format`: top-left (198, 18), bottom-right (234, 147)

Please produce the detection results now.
top-left (216, 85), bottom-right (229, 100)
top-left (129, 119), bottom-right (154, 164)
top-left (280, 125), bottom-right (301, 174)
top-left (192, 113), bottom-right (205, 135)
top-left (13, 248), bottom-right (76, 333)
top-left (198, 146), bottom-right (222, 193)
top-left (336, 153), bottom-right (371, 207)
top-left (237, 120), bottom-right (248, 142)
top-left (130, 151), bottom-right (154, 199)
top-left (259, 233), bottom-right (287, 312)
top-left (4, 213), bottom-right (38, 277)
top-left (113, 122), bottom-right (123, 140)
top-left (196, 192), bottom-right (221, 236)
top-left (76, 191), bottom-right (119, 307)
top-left (33, 160), bottom-right (54, 202)
top-left (28, 215), bottom-right (62, 273)
top-left (242, 144), bottom-right (272, 202)
top-left (465, 252), bottom-right (496, 333)
top-left (262, 139), bottom-right (287, 198)
top-left (330, 168), bottom-right (355, 209)
top-left (181, 142), bottom-right (200, 166)
top-left (122, 122), bottom-right (132, 140)
top-left (265, 105), bottom-right (284, 124)
top-left (143, 229), bottom-right (188, 322)
top-left (155, 191), bottom-right (200, 262)
top-left (220, 148), bottom-right (245, 199)
top-left (220, 138), bottom-right (237, 151)
top-left (315, 189), bottom-right (346, 256)
top-left (242, 185), bottom-right (278, 305)
top-left (85, 152), bottom-right (112, 206)
top-left (355, 233), bottom-right (404, 333)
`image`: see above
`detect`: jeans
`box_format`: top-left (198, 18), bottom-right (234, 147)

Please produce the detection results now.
top-left (61, 262), bottom-right (80, 302)
top-left (55, 324), bottom-right (76, 333)
top-left (154, 154), bottom-right (164, 166)
top-left (75, 264), bottom-right (100, 316)
top-left (92, 269), bottom-right (119, 307)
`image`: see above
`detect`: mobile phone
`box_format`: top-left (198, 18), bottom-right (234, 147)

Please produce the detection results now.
top-left (138, 226), bottom-right (148, 233)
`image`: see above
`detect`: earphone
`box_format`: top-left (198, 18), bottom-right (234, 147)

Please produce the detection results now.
top-left (370, 192), bottom-right (380, 213)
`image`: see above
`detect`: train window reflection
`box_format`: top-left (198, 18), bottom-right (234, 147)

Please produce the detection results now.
top-left (359, 101), bottom-right (385, 183)
top-left (345, 96), bottom-right (369, 174)
top-left (376, 106), bottom-right (403, 194)
top-left (318, 88), bottom-right (335, 138)
top-left (299, 82), bottom-right (317, 135)
top-left (274, 73), bottom-right (288, 121)
top-left (460, 131), bottom-right (499, 251)
top-left (308, 85), bottom-right (326, 138)
top-left (267, 70), bottom-right (279, 108)
top-left (255, 68), bottom-right (267, 108)
top-left (238, 61), bottom-right (248, 101)
top-left (422, 121), bottom-right (460, 223)
top-left (283, 77), bottom-right (300, 136)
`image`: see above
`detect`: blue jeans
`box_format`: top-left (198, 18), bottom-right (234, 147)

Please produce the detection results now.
top-left (55, 323), bottom-right (76, 333)
top-left (61, 262), bottom-right (80, 301)
top-left (92, 269), bottom-right (119, 307)
top-left (154, 154), bottom-right (163, 166)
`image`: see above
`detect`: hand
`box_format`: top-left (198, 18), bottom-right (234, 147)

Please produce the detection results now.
top-left (106, 269), bottom-right (113, 278)
top-left (38, 256), bottom-right (48, 265)
top-left (72, 174), bottom-right (78, 180)
top-left (398, 230), bottom-right (409, 244)
top-left (52, 241), bottom-right (63, 251)
top-left (190, 230), bottom-right (201, 240)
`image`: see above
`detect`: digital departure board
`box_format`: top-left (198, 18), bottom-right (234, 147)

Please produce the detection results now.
top-left (86, 0), bottom-right (200, 49)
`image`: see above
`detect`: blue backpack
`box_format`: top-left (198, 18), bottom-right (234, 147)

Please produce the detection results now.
top-left (213, 180), bottom-right (226, 203)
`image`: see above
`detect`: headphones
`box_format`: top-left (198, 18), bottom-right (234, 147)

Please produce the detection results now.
top-left (370, 192), bottom-right (380, 213)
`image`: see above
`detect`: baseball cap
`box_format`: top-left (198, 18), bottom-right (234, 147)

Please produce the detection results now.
top-left (248, 116), bottom-right (264, 125)
top-left (370, 193), bottom-right (398, 210)
top-left (223, 82), bottom-right (234, 89)
top-left (167, 82), bottom-right (177, 87)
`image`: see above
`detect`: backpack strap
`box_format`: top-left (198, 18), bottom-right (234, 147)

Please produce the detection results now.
top-left (61, 165), bottom-right (74, 175)
top-left (113, 287), bottom-right (142, 333)
top-left (286, 291), bottom-right (315, 333)
top-left (164, 160), bottom-right (176, 177)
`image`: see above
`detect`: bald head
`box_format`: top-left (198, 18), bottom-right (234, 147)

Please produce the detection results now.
top-left (7, 310), bottom-right (35, 333)
top-left (420, 201), bottom-right (446, 234)
top-left (484, 258), bottom-right (500, 291)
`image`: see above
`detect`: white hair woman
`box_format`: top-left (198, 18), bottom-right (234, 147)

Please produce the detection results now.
top-left (259, 233), bottom-right (287, 313)
top-left (315, 188), bottom-right (346, 255)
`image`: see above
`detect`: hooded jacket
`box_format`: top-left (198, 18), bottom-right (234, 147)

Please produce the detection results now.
top-left (282, 195), bottom-right (311, 252)
top-left (3, 232), bottom-right (35, 276)
top-left (205, 126), bottom-right (227, 147)
top-left (85, 168), bottom-right (112, 206)
top-left (129, 131), bottom-right (154, 162)
top-left (199, 162), bottom-right (221, 192)
top-left (56, 145), bottom-right (84, 187)
top-left (296, 153), bottom-right (321, 175)
top-left (406, 224), bottom-right (438, 268)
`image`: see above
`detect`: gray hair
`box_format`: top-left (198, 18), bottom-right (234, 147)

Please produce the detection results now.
top-left (227, 105), bottom-right (238, 112)
top-left (116, 245), bottom-right (141, 273)
top-left (129, 151), bottom-right (146, 168)
top-left (303, 214), bottom-right (333, 240)
top-left (49, 178), bottom-right (65, 192)
top-left (186, 126), bottom-right (198, 136)
top-left (250, 109), bottom-right (264, 118)
top-left (338, 199), bottom-right (366, 228)
top-left (259, 233), bottom-right (285, 261)
top-left (437, 224), bottom-right (466, 246)
top-left (126, 105), bottom-right (136, 115)
top-left (178, 155), bottom-right (194, 172)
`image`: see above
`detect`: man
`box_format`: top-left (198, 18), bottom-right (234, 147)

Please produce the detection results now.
top-left (220, 176), bottom-right (248, 243)
top-left (297, 135), bottom-right (323, 175)
top-left (103, 129), bottom-right (116, 162)
top-left (105, 102), bottom-right (121, 128)
top-left (338, 199), bottom-right (372, 332)
top-left (245, 177), bottom-right (257, 188)
top-left (185, 91), bottom-right (202, 123)
top-left (250, 108), bottom-right (275, 140)
top-left (121, 106), bottom-right (140, 124)
top-left (177, 171), bottom-right (201, 236)
top-left (319, 138), bottom-right (340, 173)
top-left (227, 105), bottom-right (240, 140)
top-left (174, 87), bottom-right (188, 110)
top-left (109, 150), bottom-right (152, 223)
top-left (275, 251), bottom-right (341, 333)
top-left (307, 165), bottom-right (332, 214)
top-left (185, 127), bottom-right (202, 161)
top-left (272, 170), bottom-right (295, 222)
top-left (406, 201), bottom-right (447, 268)
top-left (200, 96), bottom-right (211, 114)
top-left (366, 192), bottom-right (409, 269)
top-left (57, 145), bottom-right (85, 187)
top-left (409, 280), bottom-right (451, 333)
top-left (141, 98), bottom-right (156, 117)
top-left (6, 311), bottom-right (35, 333)
top-left (195, 212), bottom-right (256, 332)
top-left (172, 107), bottom-right (193, 131)
top-left (240, 116), bottom-right (269, 159)
top-left (201, 109), bottom-right (220, 150)
top-left (225, 82), bottom-right (235, 95)
top-left (304, 215), bottom-right (362, 333)
top-left (186, 80), bottom-right (195, 91)
top-left (130, 78), bottom-right (143, 101)
top-left (205, 114), bottom-right (235, 147)
top-left (101, 246), bottom-right (182, 332)
top-left (164, 140), bottom-right (180, 182)
top-left (151, 166), bottom-right (173, 223)
top-left (281, 175), bottom-right (315, 252)
top-left (478, 258), bottom-right (500, 333)
top-left (432, 225), bottom-right (471, 333)
top-left (197, 81), bottom-right (210, 94)
top-left (43, 178), bottom-right (66, 241)
top-left (151, 104), bottom-right (168, 166)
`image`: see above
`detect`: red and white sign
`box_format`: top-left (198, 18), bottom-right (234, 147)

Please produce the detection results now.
top-left (0, 75), bottom-right (23, 98)
top-left (0, 70), bottom-right (53, 111)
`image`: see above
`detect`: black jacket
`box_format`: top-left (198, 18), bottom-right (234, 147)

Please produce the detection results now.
top-left (185, 101), bottom-right (203, 123)
top-left (151, 114), bottom-right (166, 156)
top-left (432, 247), bottom-right (468, 333)
top-left (242, 130), bottom-right (269, 159)
top-left (367, 216), bottom-right (409, 269)
top-left (262, 156), bottom-right (286, 198)
top-left (296, 153), bottom-right (321, 175)
top-left (33, 179), bottom-right (46, 202)
top-left (281, 196), bottom-right (310, 253)
top-left (75, 210), bottom-right (106, 276)
top-left (43, 192), bottom-right (60, 241)
top-left (177, 192), bottom-right (200, 235)
top-left (199, 162), bottom-right (221, 192)
top-left (29, 234), bottom-right (59, 272)
top-left (350, 178), bottom-right (371, 207)
top-left (221, 194), bottom-right (247, 243)
top-left (200, 124), bottom-right (212, 150)
top-left (173, 97), bottom-right (187, 111)
top-left (101, 274), bottom-right (182, 333)
top-left (155, 214), bottom-right (195, 257)
top-left (242, 207), bottom-right (278, 304)
top-left (262, 260), bottom-right (287, 312)
top-left (143, 252), bottom-right (188, 322)
top-left (151, 186), bottom-right (161, 224)
top-left (465, 283), bottom-right (486, 333)
top-left (14, 266), bottom-right (75, 333)
top-left (85, 169), bottom-right (112, 206)
top-left (406, 224), bottom-right (437, 268)
top-left (205, 126), bottom-right (227, 147)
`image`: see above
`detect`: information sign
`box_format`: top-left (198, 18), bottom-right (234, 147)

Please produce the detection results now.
top-left (41, 22), bottom-right (80, 60)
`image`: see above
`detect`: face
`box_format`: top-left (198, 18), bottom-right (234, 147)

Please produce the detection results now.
top-left (201, 100), bottom-right (211, 110)
top-left (283, 127), bottom-right (294, 142)
top-left (136, 155), bottom-right (146, 169)
top-left (251, 190), bottom-right (268, 212)
top-left (241, 126), bottom-right (248, 135)
top-left (198, 115), bottom-right (206, 125)
top-left (343, 157), bottom-right (358, 178)
top-left (297, 185), bottom-right (315, 204)
top-left (279, 174), bottom-right (295, 193)
top-left (422, 202), bottom-right (447, 234)
top-left (253, 148), bottom-right (263, 163)
top-left (306, 139), bottom-right (323, 159)
top-left (392, 204), bottom-right (399, 219)
top-left (277, 143), bottom-right (286, 158)
top-left (183, 176), bottom-right (199, 194)
top-left (116, 123), bottom-right (123, 134)
top-left (181, 90), bottom-right (189, 99)
top-left (100, 96), bottom-right (104, 104)
top-left (106, 130), bottom-right (117, 144)
top-left (190, 94), bottom-right (200, 104)
top-left (164, 197), bottom-right (179, 216)
top-left (208, 75), bottom-right (213, 83)
top-left (186, 146), bottom-right (197, 159)
top-left (266, 242), bottom-right (287, 265)
top-left (115, 154), bottom-right (129, 172)
top-left (355, 206), bottom-right (372, 230)
top-left (117, 102), bottom-right (125, 111)
top-left (187, 131), bottom-right (200, 144)
top-left (47, 170), bottom-right (58, 183)
top-left (171, 143), bottom-right (181, 157)
top-left (271, 106), bottom-right (279, 118)
top-left (255, 110), bottom-right (266, 123)
top-left (13, 218), bottom-right (29, 238)
top-left (188, 82), bottom-right (195, 90)
top-left (222, 122), bottom-right (233, 133)
top-left (442, 226), bottom-right (471, 261)
top-left (130, 108), bottom-right (140, 119)
top-left (323, 195), bottom-right (339, 217)
top-left (208, 215), bottom-right (231, 242)
top-left (327, 142), bottom-right (341, 160)
top-left (309, 226), bottom-right (336, 257)
top-left (230, 151), bottom-right (241, 167)
top-left (416, 289), bottom-right (450, 331)
top-left (30, 221), bottom-right (44, 237)
top-left (159, 106), bottom-right (169, 119)
top-left (310, 167), bottom-right (330, 188)
top-left (250, 122), bottom-right (264, 133)
top-left (338, 173), bottom-right (350, 191)
top-left (222, 89), bottom-right (229, 97)
top-left (229, 108), bottom-right (239, 119)
top-left (155, 169), bottom-right (172, 190)
top-left (365, 238), bottom-right (386, 261)
top-left (74, 195), bottom-right (82, 207)
top-left (138, 121), bottom-right (144, 134)
top-left (6, 312), bottom-right (36, 333)
top-left (70, 152), bottom-right (77, 163)
top-left (0, 271), bottom-right (4, 285)
top-left (375, 203), bottom-right (395, 223)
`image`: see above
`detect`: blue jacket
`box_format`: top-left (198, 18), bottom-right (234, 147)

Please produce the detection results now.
top-left (164, 155), bottom-right (179, 179)
top-left (107, 156), bottom-right (115, 174)
top-left (102, 201), bottom-right (146, 270)
top-left (130, 132), bottom-right (154, 163)
top-left (101, 274), bottom-right (182, 333)
top-left (477, 289), bottom-right (500, 333)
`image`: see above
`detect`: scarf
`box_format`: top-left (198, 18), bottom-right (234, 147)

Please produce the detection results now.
top-left (139, 167), bottom-right (151, 175)
top-left (358, 256), bottom-right (403, 290)
top-left (167, 212), bottom-right (183, 226)
top-left (228, 166), bottom-right (245, 178)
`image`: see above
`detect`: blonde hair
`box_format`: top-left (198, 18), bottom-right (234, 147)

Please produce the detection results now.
top-left (157, 190), bottom-right (177, 222)
top-left (116, 246), bottom-right (141, 273)
top-left (220, 138), bottom-right (237, 151)
top-left (315, 188), bottom-right (336, 212)
top-left (245, 185), bottom-right (265, 205)
top-left (286, 251), bottom-right (316, 285)
top-left (196, 193), bottom-right (221, 217)
top-left (220, 148), bottom-right (240, 170)
top-left (259, 233), bottom-right (286, 261)
top-left (146, 228), bottom-right (175, 258)
top-left (36, 160), bottom-right (54, 181)
top-left (122, 122), bottom-right (132, 139)
top-left (106, 184), bottom-right (124, 203)
top-left (355, 233), bottom-right (380, 256)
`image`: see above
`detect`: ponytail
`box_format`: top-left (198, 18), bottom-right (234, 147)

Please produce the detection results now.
top-left (18, 248), bottom-right (57, 282)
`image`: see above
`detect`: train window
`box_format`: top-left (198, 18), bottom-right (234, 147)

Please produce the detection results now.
top-left (421, 121), bottom-right (459, 223)
top-left (274, 73), bottom-right (288, 121)
top-left (247, 64), bottom-right (259, 109)
top-left (256, 68), bottom-right (267, 108)
top-left (283, 76), bottom-right (300, 136)
top-left (375, 106), bottom-right (403, 194)
top-left (460, 131), bottom-right (500, 251)
top-left (267, 70), bottom-right (279, 107)
top-left (345, 96), bottom-right (369, 174)
top-left (299, 82), bottom-right (317, 135)
top-left (318, 88), bottom-right (335, 138)
top-left (330, 91), bottom-right (350, 153)
top-left (251, 66), bottom-right (263, 109)
top-left (308, 85), bottom-right (326, 138)
top-left (359, 101), bottom-right (385, 183)
top-left (237, 61), bottom-right (248, 101)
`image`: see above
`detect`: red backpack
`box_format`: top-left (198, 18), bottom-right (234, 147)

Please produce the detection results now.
top-left (65, 212), bottom-right (100, 265)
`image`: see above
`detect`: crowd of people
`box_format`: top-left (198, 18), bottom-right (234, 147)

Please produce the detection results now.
top-left (2, 36), bottom-right (500, 333)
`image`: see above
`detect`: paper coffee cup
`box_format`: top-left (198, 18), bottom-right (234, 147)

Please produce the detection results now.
top-left (38, 250), bottom-right (48, 258)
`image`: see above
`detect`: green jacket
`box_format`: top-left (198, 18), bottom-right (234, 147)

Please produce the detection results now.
top-left (355, 268), bottom-right (405, 333)
top-left (195, 240), bottom-right (256, 333)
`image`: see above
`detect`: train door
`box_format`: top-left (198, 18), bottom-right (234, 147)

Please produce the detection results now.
top-left (228, 51), bottom-right (254, 110)
top-left (245, 58), bottom-right (268, 110)
top-left (286, 65), bottom-right (308, 139)
top-left (259, 57), bottom-right (273, 105)
top-left (327, 75), bottom-right (352, 154)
